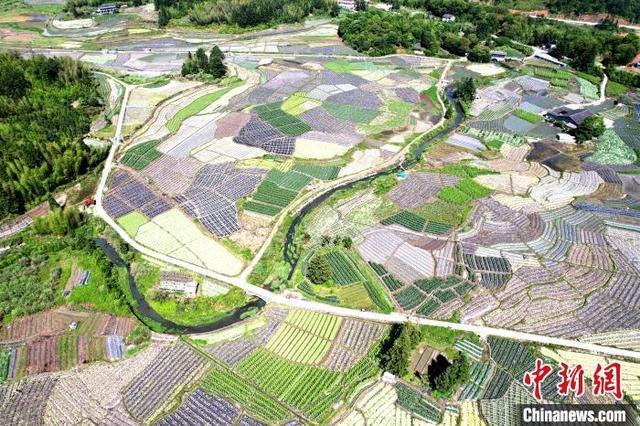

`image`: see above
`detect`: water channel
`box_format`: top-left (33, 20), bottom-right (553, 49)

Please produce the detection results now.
top-left (283, 91), bottom-right (464, 279)
top-left (94, 238), bottom-right (265, 334)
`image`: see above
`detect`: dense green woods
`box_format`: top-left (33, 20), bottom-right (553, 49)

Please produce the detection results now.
top-left (496, 0), bottom-right (640, 24)
top-left (339, 1), bottom-right (640, 76)
top-left (181, 46), bottom-right (227, 78)
top-left (0, 212), bottom-right (129, 323)
top-left (154, 0), bottom-right (338, 28)
top-left (64, 0), bottom-right (145, 17)
top-left (0, 53), bottom-right (106, 218)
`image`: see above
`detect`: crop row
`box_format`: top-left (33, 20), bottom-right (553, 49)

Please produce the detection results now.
top-left (326, 250), bottom-right (362, 286)
top-left (395, 382), bottom-right (441, 422)
top-left (482, 367), bottom-right (512, 399)
top-left (381, 211), bottom-right (426, 232)
top-left (461, 126), bottom-right (527, 146)
top-left (121, 140), bottom-right (162, 171)
top-left (394, 286), bottom-right (425, 310)
top-left (292, 164), bottom-right (340, 180)
top-left (236, 350), bottom-right (340, 420)
top-left (266, 169), bottom-right (312, 191)
top-left (437, 178), bottom-right (492, 205)
top-left (286, 311), bottom-right (342, 340)
top-left (243, 200), bottom-right (282, 216)
top-left (266, 324), bottom-right (332, 365)
top-left (488, 337), bottom-right (534, 377)
top-left (417, 299), bottom-right (440, 316)
top-left (454, 339), bottom-right (483, 361)
top-left (255, 102), bottom-right (312, 136)
top-left (251, 181), bottom-right (298, 208)
top-left (202, 368), bottom-right (291, 423)
top-left (368, 262), bottom-right (404, 291)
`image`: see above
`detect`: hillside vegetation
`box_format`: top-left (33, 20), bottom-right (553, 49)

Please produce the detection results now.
top-left (0, 53), bottom-right (106, 218)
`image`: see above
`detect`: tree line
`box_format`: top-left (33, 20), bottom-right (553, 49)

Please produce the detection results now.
top-left (377, 323), bottom-right (470, 396)
top-left (0, 210), bottom-right (128, 323)
top-left (64, 0), bottom-right (145, 18)
top-left (181, 46), bottom-right (226, 78)
top-left (338, 0), bottom-right (640, 77)
top-left (495, 0), bottom-right (640, 24)
top-left (155, 0), bottom-right (339, 28)
top-left (0, 53), bottom-right (107, 218)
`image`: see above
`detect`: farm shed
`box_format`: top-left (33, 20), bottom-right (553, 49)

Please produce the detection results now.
top-left (442, 13), bottom-right (456, 22)
top-left (534, 52), bottom-right (566, 68)
top-left (412, 346), bottom-right (441, 375)
top-left (545, 107), bottom-right (592, 129)
top-left (490, 51), bottom-right (507, 62)
top-left (159, 271), bottom-right (198, 297)
top-left (556, 133), bottom-right (575, 144)
top-left (95, 4), bottom-right (117, 14)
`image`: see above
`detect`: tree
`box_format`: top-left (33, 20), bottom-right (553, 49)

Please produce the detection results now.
top-left (355, 0), bottom-right (368, 12)
top-left (342, 236), bottom-right (353, 249)
top-left (455, 77), bottom-right (477, 104)
top-left (391, 0), bottom-right (400, 10)
top-left (181, 52), bottom-right (196, 76)
top-left (377, 324), bottom-right (422, 376)
top-left (468, 44), bottom-right (491, 63)
top-left (574, 115), bottom-right (605, 143)
top-left (306, 253), bottom-right (331, 284)
top-left (158, 7), bottom-right (170, 27)
top-left (195, 48), bottom-right (208, 71)
top-left (182, 46), bottom-right (227, 79)
top-left (208, 46), bottom-right (227, 78)
top-left (428, 354), bottom-right (470, 398)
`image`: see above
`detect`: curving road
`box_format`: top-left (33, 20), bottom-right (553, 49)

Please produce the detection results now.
top-left (93, 64), bottom-right (640, 361)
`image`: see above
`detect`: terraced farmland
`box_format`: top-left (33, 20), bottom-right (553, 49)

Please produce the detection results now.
top-left (325, 250), bottom-right (362, 286)
top-left (121, 140), bottom-right (162, 170)
top-left (266, 311), bottom-right (341, 364)
top-left (202, 368), bottom-right (293, 424)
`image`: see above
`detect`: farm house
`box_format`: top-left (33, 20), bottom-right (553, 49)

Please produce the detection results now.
top-left (545, 107), bottom-right (592, 128)
top-left (159, 271), bottom-right (198, 297)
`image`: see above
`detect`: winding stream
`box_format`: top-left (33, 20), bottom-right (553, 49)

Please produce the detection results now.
top-left (94, 238), bottom-right (265, 334)
top-left (283, 92), bottom-right (464, 279)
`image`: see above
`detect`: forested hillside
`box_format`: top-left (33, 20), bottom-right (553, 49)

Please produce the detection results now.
top-left (154, 0), bottom-right (338, 28)
top-left (495, 0), bottom-right (640, 24)
top-left (342, 0), bottom-right (640, 74)
top-left (0, 53), bottom-right (106, 218)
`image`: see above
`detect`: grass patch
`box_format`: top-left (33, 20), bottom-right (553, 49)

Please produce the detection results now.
top-left (412, 200), bottom-right (472, 226)
top-left (486, 139), bottom-right (503, 150)
top-left (513, 108), bottom-right (542, 123)
top-left (116, 211), bottom-right (148, 236)
top-left (550, 78), bottom-right (570, 88)
top-left (606, 80), bottom-right (628, 98)
top-left (324, 102), bottom-right (379, 124)
top-left (361, 100), bottom-right (413, 135)
top-left (167, 83), bottom-right (241, 133)
top-left (120, 140), bottom-right (161, 170)
top-left (255, 102), bottom-right (312, 136)
top-left (433, 163), bottom-right (497, 178)
top-left (422, 85), bottom-right (440, 106)
top-left (292, 163), bottom-right (340, 180)
top-left (437, 178), bottom-right (492, 205)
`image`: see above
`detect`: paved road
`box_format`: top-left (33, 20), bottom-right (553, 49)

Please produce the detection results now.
top-left (93, 66), bottom-right (640, 362)
top-left (542, 15), bottom-right (640, 34)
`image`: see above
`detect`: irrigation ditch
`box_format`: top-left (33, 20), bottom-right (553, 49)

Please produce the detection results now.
top-left (283, 91), bottom-right (464, 280)
top-left (94, 238), bottom-right (265, 334)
